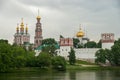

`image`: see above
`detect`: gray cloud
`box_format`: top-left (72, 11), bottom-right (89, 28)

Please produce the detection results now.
top-left (0, 0), bottom-right (120, 43)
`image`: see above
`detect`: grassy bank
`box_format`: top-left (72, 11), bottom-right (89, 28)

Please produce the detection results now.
top-left (66, 64), bottom-right (120, 71)
top-left (66, 60), bottom-right (120, 71)
top-left (1, 60), bottom-right (120, 73)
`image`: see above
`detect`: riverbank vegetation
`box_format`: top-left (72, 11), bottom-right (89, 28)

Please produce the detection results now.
top-left (0, 39), bottom-right (66, 72)
top-left (95, 39), bottom-right (120, 66)
top-left (0, 38), bottom-right (120, 73)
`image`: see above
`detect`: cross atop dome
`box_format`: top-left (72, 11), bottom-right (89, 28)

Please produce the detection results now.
top-left (36, 9), bottom-right (41, 19)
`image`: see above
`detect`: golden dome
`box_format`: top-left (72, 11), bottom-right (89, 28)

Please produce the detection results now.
top-left (36, 15), bottom-right (41, 19)
top-left (76, 28), bottom-right (84, 37)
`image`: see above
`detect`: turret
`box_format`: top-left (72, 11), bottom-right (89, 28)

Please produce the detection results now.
top-left (36, 10), bottom-right (41, 23)
top-left (16, 23), bottom-right (19, 34)
top-left (25, 24), bottom-right (28, 34)
top-left (20, 18), bottom-right (24, 34)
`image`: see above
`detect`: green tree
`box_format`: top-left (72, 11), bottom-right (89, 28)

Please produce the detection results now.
top-left (110, 39), bottom-right (120, 66)
top-left (73, 38), bottom-right (79, 48)
top-left (36, 52), bottom-right (51, 68)
top-left (96, 39), bottom-right (102, 48)
top-left (51, 56), bottom-right (66, 71)
top-left (42, 38), bottom-right (57, 45)
top-left (42, 38), bottom-right (58, 56)
top-left (95, 49), bottom-right (107, 64)
top-left (0, 39), bottom-right (8, 44)
top-left (95, 39), bottom-right (120, 66)
top-left (26, 51), bottom-right (36, 67)
top-left (60, 35), bottom-right (64, 38)
top-left (68, 47), bottom-right (76, 65)
top-left (84, 41), bottom-right (97, 48)
top-left (0, 41), bottom-right (14, 72)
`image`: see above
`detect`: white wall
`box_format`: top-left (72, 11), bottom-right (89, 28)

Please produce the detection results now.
top-left (102, 43), bottom-right (114, 49)
top-left (57, 47), bottom-right (100, 63)
top-left (57, 46), bottom-right (71, 59)
top-left (75, 48), bottom-right (100, 62)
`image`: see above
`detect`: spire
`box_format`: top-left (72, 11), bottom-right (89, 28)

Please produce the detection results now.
top-left (36, 9), bottom-right (41, 20)
top-left (16, 23), bottom-right (19, 34)
top-left (20, 18), bottom-right (24, 34)
top-left (79, 24), bottom-right (82, 31)
top-left (20, 18), bottom-right (24, 28)
top-left (25, 24), bottom-right (28, 34)
top-left (16, 23), bottom-right (19, 30)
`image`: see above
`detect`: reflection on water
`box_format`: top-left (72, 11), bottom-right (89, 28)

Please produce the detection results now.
top-left (0, 70), bottom-right (120, 80)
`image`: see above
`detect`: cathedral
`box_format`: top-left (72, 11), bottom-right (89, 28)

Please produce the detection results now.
top-left (14, 13), bottom-right (43, 50)
top-left (14, 18), bottom-right (30, 46)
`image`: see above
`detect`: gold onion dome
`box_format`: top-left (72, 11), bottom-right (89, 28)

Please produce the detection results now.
top-left (36, 15), bottom-right (41, 19)
top-left (20, 18), bottom-right (24, 28)
top-left (76, 28), bottom-right (84, 37)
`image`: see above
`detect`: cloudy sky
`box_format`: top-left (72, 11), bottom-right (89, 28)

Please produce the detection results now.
top-left (0, 0), bottom-right (120, 43)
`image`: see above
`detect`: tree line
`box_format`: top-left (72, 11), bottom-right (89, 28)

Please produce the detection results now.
top-left (73, 38), bottom-right (101, 48)
top-left (0, 39), bottom-right (66, 72)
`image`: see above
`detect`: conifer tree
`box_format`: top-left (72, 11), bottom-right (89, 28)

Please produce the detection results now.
top-left (69, 47), bottom-right (76, 65)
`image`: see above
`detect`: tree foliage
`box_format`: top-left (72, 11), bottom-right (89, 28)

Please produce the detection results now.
top-left (95, 49), bottom-right (107, 64)
top-left (96, 40), bottom-right (102, 48)
top-left (73, 38), bottom-right (80, 48)
top-left (36, 52), bottom-right (51, 68)
top-left (0, 39), bottom-right (67, 72)
top-left (69, 47), bottom-right (76, 65)
top-left (95, 39), bottom-right (120, 66)
top-left (110, 39), bottom-right (120, 66)
top-left (42, 38), bottom-right (57, 45)
top-left (42, 38), bottom-right (58, 56)
top-left (73, 38), bottom-right (101, 48)
top-left (51, 56), bottom-right (66, 71)
top-left (84, 41), bottom-right (97, 48)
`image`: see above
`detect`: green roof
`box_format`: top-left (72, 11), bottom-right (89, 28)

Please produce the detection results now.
top-left (35, 44), bottom-right (60, 50)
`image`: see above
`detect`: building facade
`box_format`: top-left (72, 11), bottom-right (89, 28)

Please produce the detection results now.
top-left (57, 38), bottom-right (73, 59)
top-left (57, 37), bottom-right (99, 62)
top-left (101, 33), bottom-right (114, 49)
top-left (34, 14), bottom-right (43, 49)
top-left (14, 18), bottom-right (30, 46)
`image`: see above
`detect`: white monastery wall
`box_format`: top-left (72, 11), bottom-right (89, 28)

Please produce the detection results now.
top-left (102, 43), bottom-right (114, 49)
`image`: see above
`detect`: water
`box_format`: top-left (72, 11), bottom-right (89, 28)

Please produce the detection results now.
top-left (0, 70), bottom-right (120, 80)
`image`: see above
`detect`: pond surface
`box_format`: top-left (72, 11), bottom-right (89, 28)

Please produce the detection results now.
top-left (0, 70), bottom-right (120, 80)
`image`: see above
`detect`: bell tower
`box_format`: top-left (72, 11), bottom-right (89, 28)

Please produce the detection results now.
top-left (34, 10), bottom-right (43, 48)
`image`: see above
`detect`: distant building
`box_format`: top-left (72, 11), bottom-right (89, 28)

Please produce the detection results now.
top-left (14, 18), bottom-right (30, 47)
top-left (76, 26), bottom-right (89, 45)
top-left (57, 36), bottom-right (99, 62)
top-left (57, 37), bottom-right (73, 59)
top-left (101, 33), bottom-right (114, 49)
top-left (34, 13), bottom-right (43, 49)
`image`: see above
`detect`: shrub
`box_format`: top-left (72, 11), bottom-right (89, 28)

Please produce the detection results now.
top-left (51, 56), bottom-right (66, 71)
top-left (36, 52), bottom-right (51, 68)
